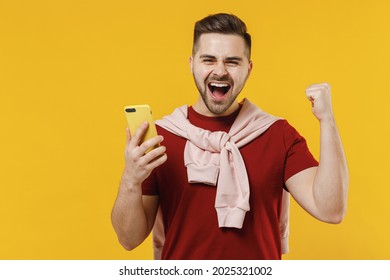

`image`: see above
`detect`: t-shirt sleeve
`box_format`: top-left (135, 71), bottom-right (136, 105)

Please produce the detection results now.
top-left (283, 120), bottom-right (318, 183)
top-left (142, 170), bottom-right (159, 195)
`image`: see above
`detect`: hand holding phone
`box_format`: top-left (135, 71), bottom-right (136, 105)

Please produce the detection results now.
top-left (122, 104), bottom-right (167, 187)
top-left (124, 105), bottom-right (159, 153)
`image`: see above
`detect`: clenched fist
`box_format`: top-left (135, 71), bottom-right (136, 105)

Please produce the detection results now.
top-left (306, 83), bottom-right (334, 122)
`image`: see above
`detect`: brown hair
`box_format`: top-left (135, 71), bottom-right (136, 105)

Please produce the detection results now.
top-left (192, 13), bottom-right (252, 58)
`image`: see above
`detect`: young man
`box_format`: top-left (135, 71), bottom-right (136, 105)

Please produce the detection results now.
top-left (111, 13), bottom-right (349, 259)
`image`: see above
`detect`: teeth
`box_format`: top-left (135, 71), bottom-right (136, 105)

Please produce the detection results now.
top-left (210, 83), bottom-right (229, 87)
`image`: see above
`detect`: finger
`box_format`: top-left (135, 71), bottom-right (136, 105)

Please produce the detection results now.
top-left (130, 146), bottom-right (166, 179)
top-left (305, 94), bottom-right (315, 107)
top-left (126, 127), bottom-right (131, 145)
top-left (129, 121), bottom-right (149, 148)
top-left (146, 152), bottom-right (168, 171)
top-left (141, 145), bottom-right (167, 164)
top-left (137, 135), bottom-right (164, 156)
top-left (306, 84), bottom-right (329, 99)
top-left (305, 88), bottom-right (320, 100)
top-left (318, 82), bottom-right (330, 90)
top-left (307, 82), bottom-right (330, 89)
top-left (306, 88), bottom-right (331, 102)
top-left (306, 83), bottom-right (330, 94)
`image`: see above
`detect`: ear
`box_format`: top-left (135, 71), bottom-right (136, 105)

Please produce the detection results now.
top-left (247, 60), bottom-right (253, 77)
top-left (189, 56), bottom-right (194, 74)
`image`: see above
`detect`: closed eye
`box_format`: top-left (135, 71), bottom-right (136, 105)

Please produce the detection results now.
top-left (225, 58), bottom-right (242, 66)
top-left (199, 55), bottom-right (217, 64)
top-left (202, 59), bottom-right (216, 65)
top-left (226, 61), bottom-right (239, 66)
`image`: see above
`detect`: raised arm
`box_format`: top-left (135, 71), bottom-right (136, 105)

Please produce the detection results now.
top-left (111, 122), bottom-right (167, 250)
top-left (286, 83), bottom-right (349, 224)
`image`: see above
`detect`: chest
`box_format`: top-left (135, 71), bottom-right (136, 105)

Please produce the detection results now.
top-left (158, 128), bottom-right (287, 201)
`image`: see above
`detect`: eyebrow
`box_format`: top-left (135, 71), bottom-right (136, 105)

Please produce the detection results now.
top-left (199, 55), bottom-right (216, 60)
top-left (225, 56), bottom-right (243, 62)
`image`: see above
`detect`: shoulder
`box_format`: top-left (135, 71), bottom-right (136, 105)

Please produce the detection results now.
top-left (266, 119), bottom-right (306, 150)
top-left (156, 125), bottom-right (181, 139)
top-left (267, 119), bottom-right (299, 137)
top-left (268, 119), bottom-right (296, 131)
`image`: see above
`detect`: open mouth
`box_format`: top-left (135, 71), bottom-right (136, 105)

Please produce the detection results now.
top-left (208, 82), bottom-right (231, 100)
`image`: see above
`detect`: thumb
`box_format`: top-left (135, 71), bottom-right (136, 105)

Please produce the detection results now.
top-left (126, 127), bottom-right (132, 145)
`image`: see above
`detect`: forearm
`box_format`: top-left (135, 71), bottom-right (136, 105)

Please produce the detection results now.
top-left (111, 172), bottom-right (150, 250)
top-left (112, 124), bottom-right (166, 250)
top-left (313, 116), bottom-right (349, 223)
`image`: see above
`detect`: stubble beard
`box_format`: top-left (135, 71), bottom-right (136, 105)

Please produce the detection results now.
top-left (194, 76), bottom-right (237, 116)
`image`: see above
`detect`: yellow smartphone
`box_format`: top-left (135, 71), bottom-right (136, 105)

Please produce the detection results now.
top-left (124, 105), bottom-right (159, 152)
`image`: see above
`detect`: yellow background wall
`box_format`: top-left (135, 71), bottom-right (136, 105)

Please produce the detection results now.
top-left (1, 0), bottom-right (389, 259)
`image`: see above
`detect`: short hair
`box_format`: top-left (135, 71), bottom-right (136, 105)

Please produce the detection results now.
top-left (192, 13), bottom-right (252, 58)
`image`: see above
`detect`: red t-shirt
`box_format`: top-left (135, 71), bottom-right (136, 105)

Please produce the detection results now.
top-left (142, 106), bottom-right (318, 259)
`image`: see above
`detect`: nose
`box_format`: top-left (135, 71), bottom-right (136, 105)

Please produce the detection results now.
top-left (212, 61), bottom-right (228, 77)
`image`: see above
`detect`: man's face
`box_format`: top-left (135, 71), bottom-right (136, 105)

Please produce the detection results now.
top-left (190, 33), bottom-right (252, 116)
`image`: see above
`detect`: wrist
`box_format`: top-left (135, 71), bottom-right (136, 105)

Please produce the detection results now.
top-left (319, 115), bottom-right (338, 132)
top-left (318, 113), bottom-right (335, 125)
top-left (120, 169), bottom-right (142, 194)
